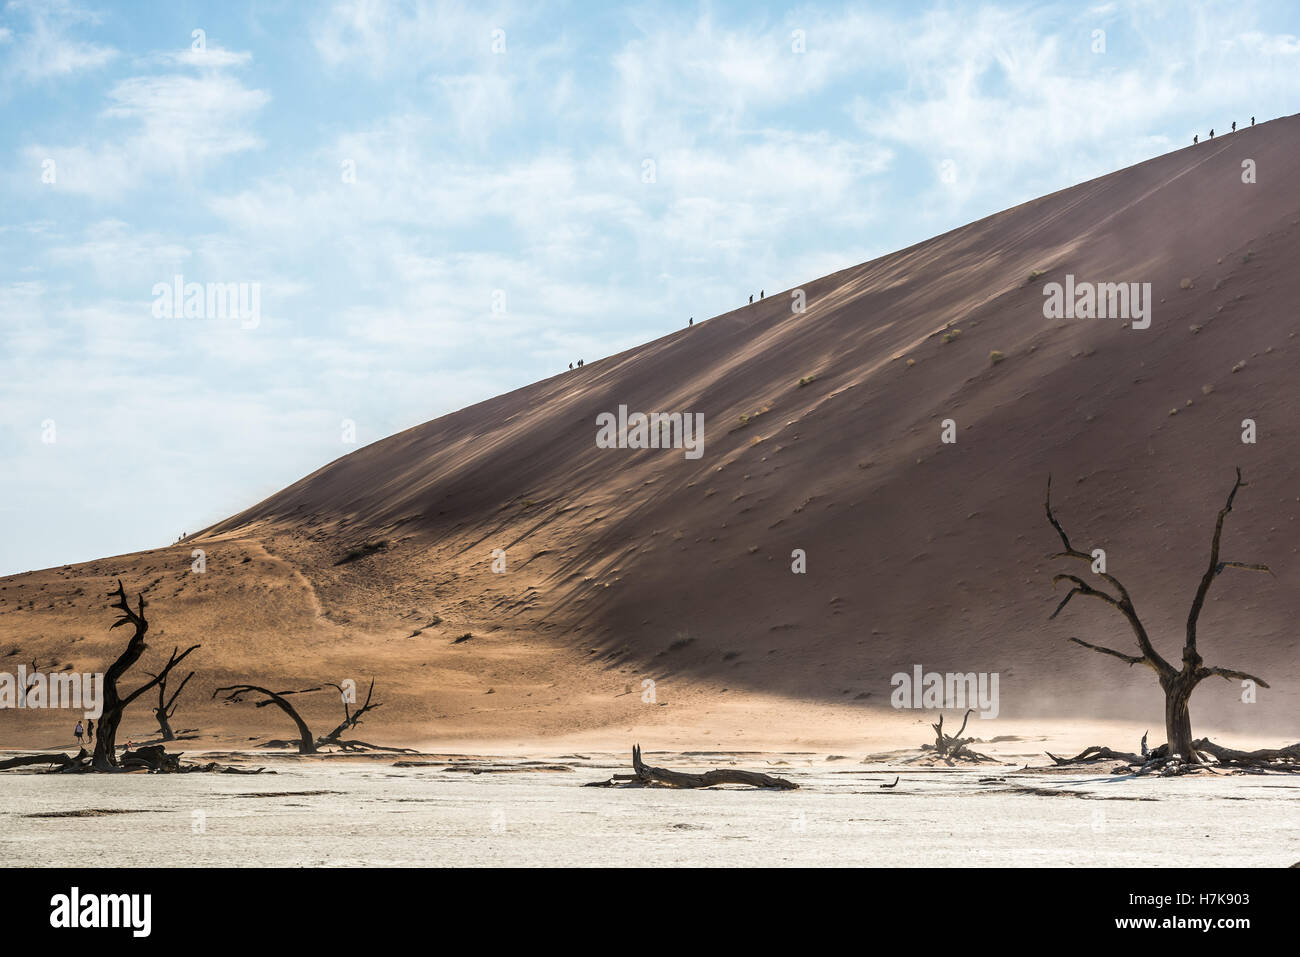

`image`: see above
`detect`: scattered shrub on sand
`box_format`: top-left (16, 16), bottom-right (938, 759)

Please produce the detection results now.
top-left (941, 328), bottom-right (961, 344)
top-left (989, 350), bottom-right (1005, 364)
top-left (798, 375), bottom-right (816, 387)
top-left (1179, 277), bottom-right (1194, 289)
top-left (1231, 359), bottom-right (1247, 373)
top-left (335, 540), bottom-right (389, 566)
top-left (737, 413), bottom-right (750, 427)
top-left (453, 633), bottom-right (472, 644)
top-left (1201, 384), bottom-right (1214, 395)
top-left (1028, 269), bottom-right (1046, 281)
top-left (906, 358), bottom-right (916, 367)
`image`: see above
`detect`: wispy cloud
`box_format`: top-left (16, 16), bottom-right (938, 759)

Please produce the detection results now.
top-left (25, 69), bottom-right (268, 197)
top-left (1, 0), bottom-right (116, 84)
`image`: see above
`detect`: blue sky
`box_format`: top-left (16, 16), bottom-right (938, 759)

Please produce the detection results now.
top-left (2, 0), bottom-right (1298, 575)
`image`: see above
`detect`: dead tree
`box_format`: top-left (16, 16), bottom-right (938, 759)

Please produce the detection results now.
top-left (23, 659), bottom-right (39, 695)
top-left (1046, 469), bottom-right (1276, 767)
top-left (213, 684), bottom-right (321, 754)
top-left (146, 666), bottom-right (194, 741)
top-left (923, 709), bottom-right (992, 762)
top-left (93, 581), bottom-right (200, 770)
top-left (317, 678), bottom-right (382, 749)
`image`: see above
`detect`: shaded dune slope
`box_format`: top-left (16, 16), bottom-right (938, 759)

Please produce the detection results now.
top-left (5, 115), bottom-right (1299, 745)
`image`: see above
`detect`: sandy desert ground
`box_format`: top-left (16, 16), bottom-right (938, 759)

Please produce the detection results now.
top-left (3, 117), bottom-right (1300, 788)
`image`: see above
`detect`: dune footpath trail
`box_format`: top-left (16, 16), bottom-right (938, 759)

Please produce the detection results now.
top-left (3, 115), bottom-right (1300, 754)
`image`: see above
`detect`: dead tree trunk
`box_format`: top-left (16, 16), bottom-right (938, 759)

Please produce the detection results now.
top-left (93, 581), bottom-right (200, 770)
top-left (318, 678), bottom-right (382, 748)
top-left (147, 667), bottom-right (194, 741)
top-left (1046, 468), bottom-right (1272, 765)
top-left (212, 684), bottom-right (321, 754)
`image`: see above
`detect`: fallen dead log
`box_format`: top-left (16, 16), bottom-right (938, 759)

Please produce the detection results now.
top-left (0, 749), bottom-right (86, 771)
top-left (318, 739), bottom-right (420, 754)
top-left (629, 745), bottom-right (798, 789)
top-left (1046, 746), bottom-right (1146, 766)
top-left (1191, 738), bottom-right (1300, 769)
top-left (1044, 733), bottom-right (1300, 775)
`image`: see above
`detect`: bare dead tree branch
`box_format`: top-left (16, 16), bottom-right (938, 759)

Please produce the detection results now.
top-left (1067, 637), bottom-right (1145, 666)
top-left (213, 684), bottom-right (321, 754)
top-left (319, 677), bottom-right (382, 746)
top-left (145, 667), bottom-right (195, 741)
top-left (1046, 476), bottom-right (1173, 678)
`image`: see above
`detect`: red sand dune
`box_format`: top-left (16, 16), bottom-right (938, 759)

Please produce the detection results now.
top-left (3, 115), bottom-right (1299, 752)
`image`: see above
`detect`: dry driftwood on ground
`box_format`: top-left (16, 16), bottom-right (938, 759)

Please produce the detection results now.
top-left (1045, 731), bottom-right (1300, 776)
top-left (585, 745), bottom-right (798, 789)
top-left (0, 744), bottom-right (268, 774)
top-left (920, 710), bottom-right (995, 763)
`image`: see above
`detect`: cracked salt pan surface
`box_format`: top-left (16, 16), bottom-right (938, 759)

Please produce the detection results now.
top-left (3, 752), bottom-right (1297, 867)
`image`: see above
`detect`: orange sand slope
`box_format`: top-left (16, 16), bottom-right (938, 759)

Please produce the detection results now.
top-left (4, 115), bottom-right (1299, 751)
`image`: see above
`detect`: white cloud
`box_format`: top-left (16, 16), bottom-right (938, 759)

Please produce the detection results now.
top-left (1, 0), bottom-right (116, 84)
top-left (147, 45), bottom-right (254, 69)
top-left (311, 0), bottom-right (508, 74)
top-left (26, 72), bottom-right (269, 197)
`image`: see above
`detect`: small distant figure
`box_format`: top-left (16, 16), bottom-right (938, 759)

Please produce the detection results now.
top-left (1209, 128), bottom-right (1214, 138)
top-left (1193, 134), bottom-right (1198, 144)
top-left (748, 294), bottom-right (753, 304)
top-left (760, 290), bottom-right (764, 298)
top-left (1251, 116), bottom-right (1255, 126)
top-left (688, 317), bottom-right (693, 326)
top-left (1231, 121), bottom-right (1236, 132)
top-left (74, 721), bottom-right (84, 745)
top-left (86, 719), bottom-right (94, 744)
top-left (578, 359), bottom-right (584, 368)
top-left (568, 362), bottom-right (573, 370)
